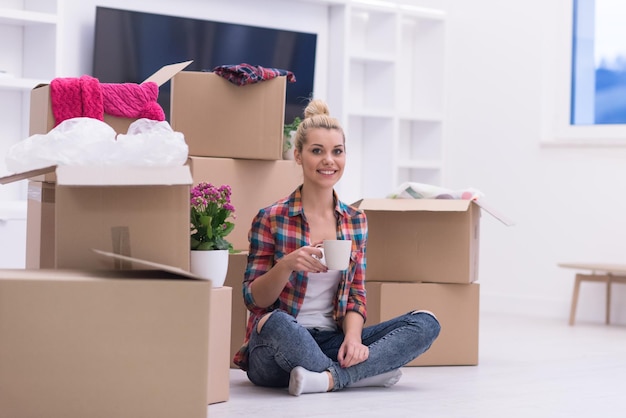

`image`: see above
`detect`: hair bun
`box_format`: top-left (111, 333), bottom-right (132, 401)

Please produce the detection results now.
top-left (304, 99), bottom-right (330, 119)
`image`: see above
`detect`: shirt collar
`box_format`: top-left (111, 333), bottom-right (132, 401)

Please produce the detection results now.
top-left (288, 185), bottom-right (350, 220)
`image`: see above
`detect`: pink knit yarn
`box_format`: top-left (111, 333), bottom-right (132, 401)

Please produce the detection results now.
top-left (49, 76), bottom-right (165, 126)
top-left (101, 81), bottom-right (165, 121)
top-left (50, 75), bottom-right (104, 125)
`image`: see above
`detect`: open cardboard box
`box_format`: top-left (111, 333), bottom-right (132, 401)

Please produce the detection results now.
top-left (28, 60), bottom-right (193, 183)
top-left (0, 165), bottom-right (192, 270)
top-left (30, 60), bottom-right (192, 136)
top-left (0, 251), bottom-right (211, 418)
top-left (354, 198), bottom-right (512, 284)
top-left (171, 72), bottom-right (286, 160)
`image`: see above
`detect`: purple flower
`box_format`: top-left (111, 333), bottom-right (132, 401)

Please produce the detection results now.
top-left (190, 182), bottom-right (236, 251)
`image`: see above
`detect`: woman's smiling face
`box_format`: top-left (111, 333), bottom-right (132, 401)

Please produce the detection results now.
top-left (295, 127), bottom-right (346, 189)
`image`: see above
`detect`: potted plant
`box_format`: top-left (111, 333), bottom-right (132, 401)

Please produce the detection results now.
top-left (283, 116), bottom-right (301, 160)
top-left (189, 182), bottom-right (235, 286)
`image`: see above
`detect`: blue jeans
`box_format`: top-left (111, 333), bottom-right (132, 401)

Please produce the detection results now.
top-left (246, 310), bottom-right (441, 391)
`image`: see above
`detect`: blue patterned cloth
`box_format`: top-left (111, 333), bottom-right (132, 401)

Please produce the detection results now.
top-left (212, 63), bottom-right (296, 85)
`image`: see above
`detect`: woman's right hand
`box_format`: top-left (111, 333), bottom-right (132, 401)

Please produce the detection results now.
top-left (249, 243), bottom-right (327, 308)
top-left (280, 243), bottom-right (328, 273)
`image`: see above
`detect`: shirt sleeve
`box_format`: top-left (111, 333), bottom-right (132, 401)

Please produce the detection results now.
top-left (345, 211), bottom-right (368, 322)
top-left (242, 208), bottom-right (277, 313)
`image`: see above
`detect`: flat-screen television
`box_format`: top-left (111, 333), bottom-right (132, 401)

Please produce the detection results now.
top-left (92, 6), bottom-right (317, 124)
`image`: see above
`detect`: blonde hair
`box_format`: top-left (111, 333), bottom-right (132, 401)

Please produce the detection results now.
top-left (293, 99), bottom-right (345, 153)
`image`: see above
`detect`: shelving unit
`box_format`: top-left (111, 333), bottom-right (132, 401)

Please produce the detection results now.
top-left (0, 1), bottom-right (59, 202)
top-left (328, 2), bottom-right (446, 202)
top-left (0, 2), bottom-right (58, 86)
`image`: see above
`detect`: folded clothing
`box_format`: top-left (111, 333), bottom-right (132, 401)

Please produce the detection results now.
top-left (212, 63), bottom-right (296, 86)
top-left (388, 182), bottom-right (484, 200)
top-left (49, 75), bottom-right (165, 126)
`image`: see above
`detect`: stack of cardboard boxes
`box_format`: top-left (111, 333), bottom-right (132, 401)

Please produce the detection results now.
top-left (0, 62), bottom-right (304, 414)
top-left (355, 198), bottom-right (510, 366)
top-left (0, 62), bottom-right (214, 418)
top-left (168, 70), bottom-right (304, 371)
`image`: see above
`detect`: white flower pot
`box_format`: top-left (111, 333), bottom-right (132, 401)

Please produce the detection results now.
top-left (190, 249), bottom-right (229, 287)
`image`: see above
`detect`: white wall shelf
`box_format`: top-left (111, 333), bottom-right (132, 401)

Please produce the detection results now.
top-left (0, 8), bottom-right (57, 25)
top-left (328, 1), bottom-right (446, 201)
top-left (0, 1), bottom-right (59, 203)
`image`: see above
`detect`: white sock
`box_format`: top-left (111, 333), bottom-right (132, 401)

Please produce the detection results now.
top-left (289, 366), bottom-right (330, 396)
top-left (348, 368), bottom-right (403, 388)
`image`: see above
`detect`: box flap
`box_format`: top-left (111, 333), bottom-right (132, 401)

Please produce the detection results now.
top-left (353, 198), bottom-right (472, 212)
top-left (142, 60), bottom-right (193, 86)
top-left (55, 165), bottom-right (192, 186)
top-left (473, 199), bottom-right (516, 226)
top-left (28, 61), bottom-right (193, 91)
top-left (0, 165), bottom-right (57, 185)
top-left (353, 198), bottom-right (514, 226)
top-left (92, 249), bottom-right (206, 281)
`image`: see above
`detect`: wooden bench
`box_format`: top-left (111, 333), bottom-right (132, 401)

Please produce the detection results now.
top-left (559, 263), bottom-right (626, 325)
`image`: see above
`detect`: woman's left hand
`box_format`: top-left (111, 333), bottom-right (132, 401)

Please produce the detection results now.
top-left (337, 336), bottom-right (369, 368)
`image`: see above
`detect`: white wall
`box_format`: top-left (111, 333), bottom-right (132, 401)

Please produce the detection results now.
top-left (444, 0), bottom-right (626, 324)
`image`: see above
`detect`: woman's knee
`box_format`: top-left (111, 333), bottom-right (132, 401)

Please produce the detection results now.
top-left (409, 310), bottom-right (441, 340)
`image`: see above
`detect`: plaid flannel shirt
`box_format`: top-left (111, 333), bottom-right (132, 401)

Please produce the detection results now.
top-left (212, 63), bottom-right (296, 86)
top-left (233, 186), bottom-right (368, 370)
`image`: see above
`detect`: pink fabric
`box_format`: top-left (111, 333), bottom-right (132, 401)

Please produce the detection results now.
top-left (100, 82), bottom-right (164, 121)
top-left (49, 75), bottom-right (165, 126)
top-left (50, 75), bottom-right (104, 125)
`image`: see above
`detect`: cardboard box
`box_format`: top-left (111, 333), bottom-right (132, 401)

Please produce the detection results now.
top-left (171, 72), bottom-right (286, 160)
top-left (94, 250), bottom-right (232, 404)
top-left (355, 199), bottom-right (510, 284)
top-left (30, 61), bottom-right (192, 136)
top-left (365, 281), bottom-right (480, 366)
top-left (224, 251), bottom-right (249, 368)
top-left (208, 286), bottom-right (233, 404)
top-left (0, 265), bottom-right (211, 418)
top-left (189, 157), bottom-right (303, 251)
top-left (1, 165), bottom-right (192, 270)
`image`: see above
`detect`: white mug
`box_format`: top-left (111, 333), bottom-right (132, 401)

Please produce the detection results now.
top-left (323, 239), bottom-right (352, 270)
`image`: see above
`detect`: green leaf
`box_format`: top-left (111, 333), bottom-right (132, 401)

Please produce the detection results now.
top-left (213, 237), bottom-right (231, 251)
top-left (197, 241), bottom-right (216, 250)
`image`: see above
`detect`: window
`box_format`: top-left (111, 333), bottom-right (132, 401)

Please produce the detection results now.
top-left (572, 0), bottom-right (626, 125)
top-left (544, 0), bottom-right (626, 145)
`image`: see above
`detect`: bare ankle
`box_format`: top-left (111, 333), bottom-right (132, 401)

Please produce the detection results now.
top-left (256, 312), bottom-right (273, 333)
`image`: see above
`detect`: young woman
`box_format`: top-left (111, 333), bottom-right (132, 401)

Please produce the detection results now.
top-left (233, 99), bottom-right (441, 396)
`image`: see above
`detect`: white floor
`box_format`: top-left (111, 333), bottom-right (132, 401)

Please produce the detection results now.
top-left (208, 313), bottom-right (626, 418)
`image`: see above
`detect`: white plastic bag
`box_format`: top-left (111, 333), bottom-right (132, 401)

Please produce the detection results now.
top-left (5, 117), bottom-right (188, 173)
top-left (112, 119), bottom-right (188, 166)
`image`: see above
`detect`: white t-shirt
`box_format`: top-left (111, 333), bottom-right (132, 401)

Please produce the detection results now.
top-left (296, 250), bottom-right (342, 330)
